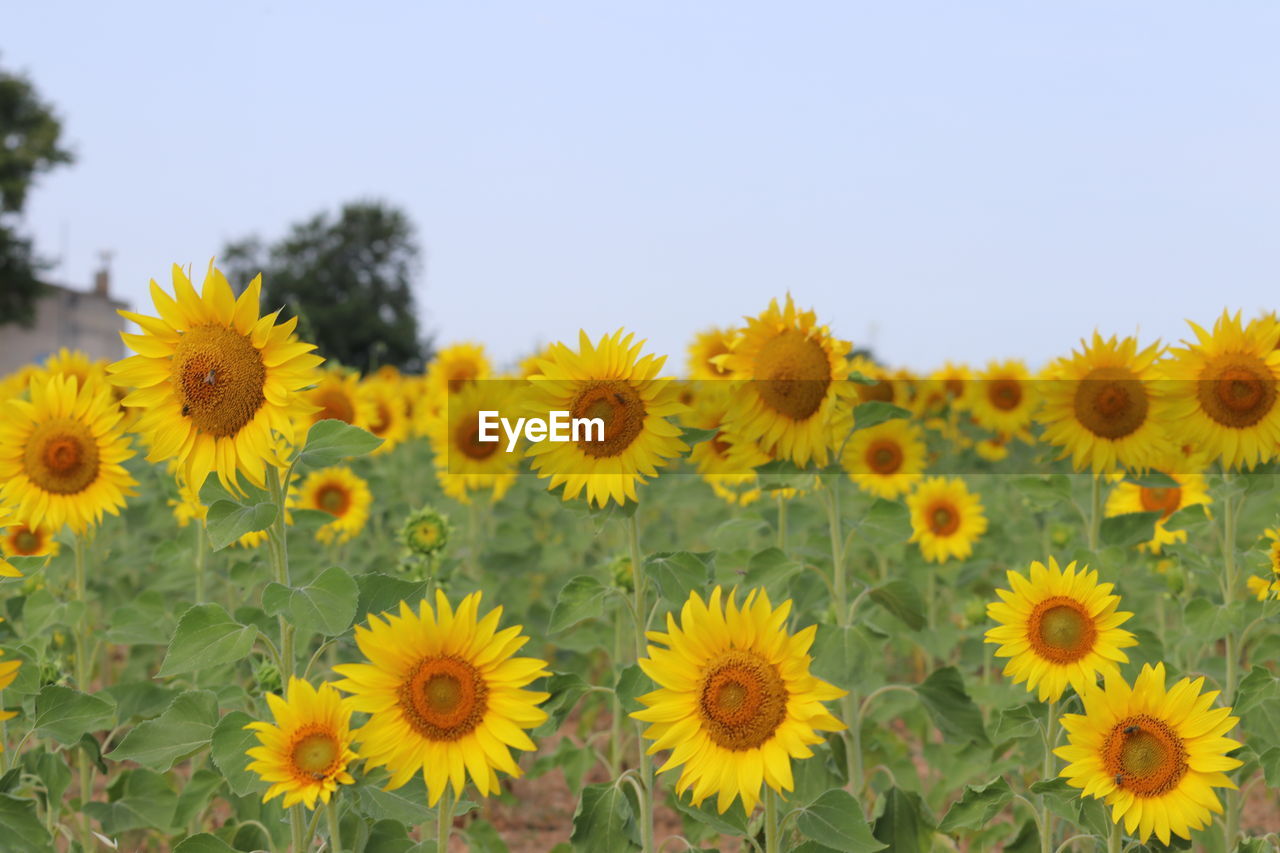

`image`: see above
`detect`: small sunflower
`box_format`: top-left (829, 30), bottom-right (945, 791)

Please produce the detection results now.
top-left (525, 329), bottom-right (687, 507)
top-left (301, 369), bottom-right (373, 429)
top-left (1247, 575), bottom-right (1280, 601)
top-left (297, 466), bottom-right (372, 545)
top-left (1, 521), bottom-right (59, 559)
top-left (358, 377), bottom-right (410, 455)
top-left (848, 356), bottom-right (907, 407)
top-left (426, 380), bottom-right (520, 504)
top-left (0, 375), bottom-right (136, 533)
top-left (108, 263), bottom-right (323, 492)
top-left (1055, 663), bottom-right (1242, 845)
top-left (425, 342), bottom-right (491, 402)
top-left (985, 558), bottom-right (1138, 702)
top-left (685, 384), bottom-right (768, 506)
top-left (244, 677), bottom-right (358, 809)
top-left (401, 506), bottom-right (451, 560)
top-left (1263, 527), bottom-right (1280, 575)
top-left (719, 296), bottom-right (852, 468)
top-left (0, 649), bottom-right (20, 704)
top-left (32, 347), bottom-right (102, 392)
top-left (687, 326), bottom-right (736, 381)
top-left (632, 586), bottom-right (846, 815)
top-left (931, 361), bottom-right (972, 409)
top-left (1164, 311), bottom-right (1280, 470)
top-left (1039, 333), bottom-right (1173, 473)
top-left (906, 476), bottom-right (987, 563)
top-left (333, 591), bottom-right (550, 805)
top-left (841, 418), bottom-right (927, 500)
top-left (970, 360), bottom-right (1038, 436)
top-left (1105, 473), bottom-right (1211, 554)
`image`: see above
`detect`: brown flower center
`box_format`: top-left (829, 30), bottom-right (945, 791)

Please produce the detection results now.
top-left (988, 378), bottom-right (1023, 411)
top-left (865, 440), bottom-right (903, 475)
top-left (314, 388), bottom-right (356, 424)
top-left (753, 329), bottom-right (831, 421)
top-left (1139, 485), bottom-right (1182, 520)
top-left (1026, 596), bottom-right (1097, 663)
top-left (171, 324), bottom-right (267, 438)
top-left (697, 650), bottom-right (788, 751)
top-left (927, 501), bottom-right (960, 536)
top-left (571, 380), bottom-right (646, 459)
top-left (316, 484), bottom-right (350, 516)
top-left (456, 415), bottom-right (499, 460)
top-left (1103, 716), bottom-right (1188, 797)
top-left (1073, 367), bottom-right (1149, 439)
top-left (24, 420), bottom-right (100, 495)
top-left (397, 655), bottom-right (488, 741)
top-left (1197, 355), bottom-right (1277, 428)
top-left (11, 527), bottom-right (41, 556)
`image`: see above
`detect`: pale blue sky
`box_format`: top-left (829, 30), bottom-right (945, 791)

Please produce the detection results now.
top-left (7, 2), bottom-right (1278, 372)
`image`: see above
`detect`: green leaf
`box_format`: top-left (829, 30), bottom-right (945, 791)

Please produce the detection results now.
top-left (106, 690), bottom-right (219, 771)
top-left (1125, 471), bottom-right (1179, 489)
top-left (872, 787), bottom-right (934, 853)
top-left (532, 673), bottom-right (593, 738)
top-left (1011, 476), bottom-right (1071, 510)
top-left (84, 768), bottom-right (177, 834)
top-left (856, 499), bottom-right (912, 546)
top-left (571, 782), bottom-right (640, 853)
top-left (1234, 666), bottom-right (1280, 746)
top-left (205, 499), bottom-right (276, 551)
top-left (33, 685), bottom-right (116, 745)
top-left (811, 624), bottom-right (875, 688)
top-left (645, 551), bottom-right (713, 607)
top-left (937, 777), bottom-right (1012, 833)
top-left (1165, 502), bottom-right (1210, 531)
top-left (912, 667), bottom-right (988, 746)
top-left (796, 788), bottom-right (886, 851)
top-left (211, 710), bottom-right (260, 797)
top-left (355, 573), bottom-right (430, 624)
top-left (298, 418), bottom-right (383, 467)
top-left (102, 681), bottom-right (180, 723)
top-left (32, 751), bottom-right (71, 817)
top-left (1258, 746), bottom-right (1280, 787)
top-left (1099, 511), bottom-right (1162, 548)
top-left (614, 664), bottom-right (648, 715)
top-left (173, 769), bottom-right (225, 829)
top-left (465, 819), bottom-right (510, 853)
top-left (852, 401), bottom-right (912, 431)
top-left (262, 565), bottom-right (358, 637)
top-left (1029, 778), bottom-right (1110, 841)
top-left (678, 426), bottom-right (718, 445)
top-left (173, 834), bottom-right (238, 853)
top-left (159, 604), bottom-right (258, 677)
top-left (743, 547), bottom-right (803, 595)
top-left (868, 580), bottom-right (925, 630)
top-left (356, 775), bottom-right (435, 825)
top-left (990, 704), bottom-right (1042, 745)
top-left (670, 791), bottom-right (750, 838)
top-left (548, 576), bottom-right (611, 634)
top-left (0, 794), bottom-right (52, 849)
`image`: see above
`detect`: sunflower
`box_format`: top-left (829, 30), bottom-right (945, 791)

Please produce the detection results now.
top-left (297, 466), bottom-right (372, 545)
top-left (687, 326), bottom-right (736, 381)
top-left (985, 558), bottom-right (1137, 702)
top-left (1263, 527), bottom-right (1280, 575)
top-left (841, 419), bottom-right (926, 500)
top-left (632, 586), bottom-right (846, 815)
top-left (970, 360), bottom-right (1038, 436)
top-left (1056, 662), bottom-right (1242, 845)
top-left (1105, 472), bottom-right (1211, 553)
top-left (718, 296), bottom-right (852, 468)
top-left (1039, 333), bottom-right (1172, 474)
top-left (33, 348), bottom-right (102, 391)
top-left (931, 361), bottom-right (972, 409)
top-left (244, 677), bottom-right (357, 809)
top-left (0, 374), bottom-right (136, 533)
top-left (401, 506), bottom-right (451, 560)
top-left (359, 377), bottom-right (410, 455)
top-left (1164, 311), bottom-right (1280, 470)
top-left (425, 342), bottom-right (491, 401)
top-left (525, 329), bottom-right (686, 507)
top-left (906, 476), bottom-right (987, 563)
top-left (684, 384), bottom-right (768, 506)
top-left (0, 648), bottom-right (20, 705)
top-left (301, 369), bottom-right (373, 429)
top-left (425, 380), bottom-right (520, 504)
top-left (0, 511), bottom-right (20, 580)
top-left (1, 521), bottom-right (59, 559)
top-left (1247, 575), bottom-right (1280, 601)
top-left (847, 356), bottom-right (905, 407)
top-left (333, 591), bottom-right (549, 804)
top-left (108, 263), bottom-right (323, 492)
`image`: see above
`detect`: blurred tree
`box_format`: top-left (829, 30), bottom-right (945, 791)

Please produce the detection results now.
top-left (0, 61), bottom-right (75, 327)
top-left (222, 201), bottom-right (429, 371)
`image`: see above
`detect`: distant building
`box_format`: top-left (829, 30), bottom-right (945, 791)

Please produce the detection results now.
top-left (0, 267), bottom-right (127, 373)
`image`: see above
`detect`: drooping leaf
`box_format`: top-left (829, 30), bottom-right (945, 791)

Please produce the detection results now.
top-left (297, 419), bottom-right (383, 467)
top-left (570, 783), bottom-right (640, 853)
top-left (204, 500), bottom-right (276, 551)
top-left (262, 565), bottom-right (358, 637)
top-left (795, 788), bottom-right (886, 851)
top-left (159, 604), bottom-right (257, 677)
top-left (912, 667), bottom-right (988, 746)
top-left (548, 576), bottom-right (612, 634)
top-left (938, 778), bottom-right (1012, 833)
top-left (33, 685), bottom-right (116, 745)
top-left (106, 690), bottom-right (219, 771)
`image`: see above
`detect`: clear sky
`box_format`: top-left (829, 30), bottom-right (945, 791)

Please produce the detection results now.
top-left (6, 2), bottom-right (1278, 373)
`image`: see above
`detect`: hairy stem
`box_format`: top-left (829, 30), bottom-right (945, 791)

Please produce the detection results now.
top-left (628, 511), bottom-right (656, 853)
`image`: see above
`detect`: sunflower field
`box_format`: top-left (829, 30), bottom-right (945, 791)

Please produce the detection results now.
top-left (0, 266), bottom-right (1278, 853)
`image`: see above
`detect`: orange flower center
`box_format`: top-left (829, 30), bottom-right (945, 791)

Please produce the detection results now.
top-left (24, 420), bottom-right (100, 495)
top-left (1197, 355), bottom-right (1277, 428)
top-left (1027, 596), bottom-right (1097, 663)
top-left (1103, 716), bottom-right (1188, 797)
top-left (316, 484), bottom-right (350, 516)
top-left (697, 650), bottom-right (788, 751)
top-left (1073, 366), bottom-right (1149, 439)
top-left (1139, 485), bottom-right (1182, 520)
top-left (398, 655), bottom-right (488, 741)
top-left (865, 440), bottom-right (903, 475)
top-left (988, 378), bottom-right (1023, 411)
top-left (314, 388), bottom-right (356, 424)
top-left (11, 527), bottom-right (41, 556)
top-left (570, 380), bottom-right (646, 459)
top-left (927, 501), bottom-right (960, 536)
top-left (456, 415), bottom-right (499, 460)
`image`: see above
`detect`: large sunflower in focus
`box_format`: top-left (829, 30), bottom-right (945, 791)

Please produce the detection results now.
top-left (1164, 311), bottom-right (1280, 470)
top-left (426, 380), bottom-right (520, 504)
top-left (1105, 472), bottom-right (1210, 553)
top-left (0, 375), bottom-right (136, 533)
top-left (525, 329), bottom-right (687, 507)
top-left (1039, 333), bottom-right (1172, 473)
top-left (333, 591), bottom-right (550, 805)
top-left (907, 476), bottom-right (987, 563)
top-left (244, 677), bottom-right (357, 809)
top-left (108, 264), bottom-right (322, 491)
top-left (719, 296), bottom-right (852, 467)
top-left (687, 326), bottom-right (736, 381)
top-left (985, 558), bottom-right (1137, 702)
top-left (841, 418), bottom-right (926, 500)
top-left (1056, 663), bottom-right (1242, 845)
top-left (970, 360), bottom-right (1038, 436)
top-left (633, 586), bottom-right (846, 814)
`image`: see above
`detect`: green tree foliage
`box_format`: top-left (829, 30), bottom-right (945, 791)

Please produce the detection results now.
top-left (223, 201), bottom-right (428, 371)
top-left (0, 61), bottom-right (75, 327)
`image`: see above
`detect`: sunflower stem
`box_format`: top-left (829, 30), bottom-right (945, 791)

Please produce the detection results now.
top-left (266, 466), bottom-right (295, 679)
top-left (1040, 700), bottom-right (1056, 853)
top-left (821, 481), bottom-right (860, 794)
top-left (436, 785), bottom-right (455, 852)
top-left (72, 532), bottom-right (95, 850)
top-left (775, 494), bottom-right (788, 551)
top-left (467, 500), bottom-right (482, 579)
top-left (610, 616), bottom-right (624, 776)
top-left (764, 786), bottom-right (781, 853)
top-left (326, 797), bottom-right (343, 852)
top-left (1107, 820), bottom-right (1121, 853)
top-left (194, 519), bottom-right (208, 604)
top-left (1087, 474), bottom-right (1102, 552)
top-left (1221, 479), bottom-right (1241, 851)
top-left (627, 510), bottom-right (656, 853)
